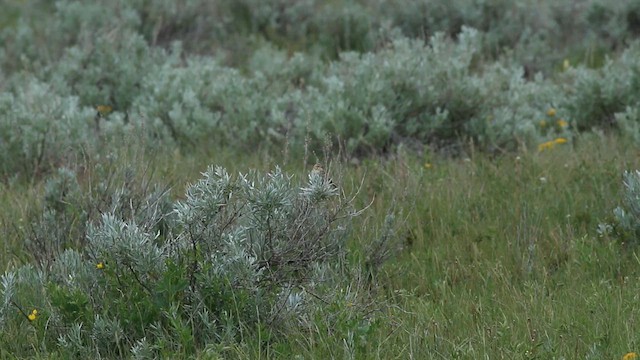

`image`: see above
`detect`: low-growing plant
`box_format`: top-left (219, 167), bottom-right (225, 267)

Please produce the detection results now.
top-left (47, 29), bottom-right (165, 114)
top-left (133, 55), bottom-right (280, 148)
top-left (0, 164), bottom-right (395, 357)
top-left (564, 43), bottom-right (640, 132)
top-left (599, 170), bottom-right (640, 246)
top-left (0, 78), bottom-right (94, 180)
top-left (13, 150), bottom-right (173, 268)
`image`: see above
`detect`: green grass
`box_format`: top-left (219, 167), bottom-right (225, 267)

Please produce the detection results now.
top-left (2, 134), bottom-right (639, 358)
top-left (362, 136), bottom-right (640, 359)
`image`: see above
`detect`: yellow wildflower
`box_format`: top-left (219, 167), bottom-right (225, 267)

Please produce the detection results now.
top-left (537, 140), bottom-right (555, 152)
top-left (547, 108), bottom-right (556, 117)
top-left (27, 309), bottom-right (37, 321)
top-left (554, 137), bottom-right (568, 145)
top-left (623, 352), bottom-right (638, 360)
top-left (424, 163), bottom-right (432, 169)
top-left (563, 59), bottom-right (570, 71)
top-left (96, 262), bottom-right (105, 270)
top-left (96, 105), bottom-right (113, 116)
top-left (539, 120), bottom-right (547, 128)
top-left (557, 119), bottom-right (568, 128)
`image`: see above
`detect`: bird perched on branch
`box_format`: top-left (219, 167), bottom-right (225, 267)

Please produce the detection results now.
top-left (311, 163), bottom-right (325, 178)
top-left (311, 163), bottom-right (336, 189)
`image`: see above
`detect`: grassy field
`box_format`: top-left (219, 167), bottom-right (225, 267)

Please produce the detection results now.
top-left (3, 1), bottom-right (640, 358)
top-left (1, 133), bottom-right (639, 359)
top-left (265, 135), bottom-right (640, 359)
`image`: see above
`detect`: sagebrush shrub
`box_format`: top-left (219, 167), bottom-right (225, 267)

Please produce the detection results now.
top-left (4, 1), bottom-right (640, 159)
top-left (0, 78), bottom-right (94, 179)
top-left (0, 164), bottom-right (391, 357)
top-left (563, 43), bottom-right (640, 132)
top-left (599, 170), bottom-right (640, 246)
top-left (47, 29), bottom-right (164, 113)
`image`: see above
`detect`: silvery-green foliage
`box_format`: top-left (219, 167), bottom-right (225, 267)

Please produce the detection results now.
top-left (242, 167), bottom-right (295, 270)
top-left (44, 167), bottom-right (81, 212)
top-left (244, 167), bottom-right (294, 218)
top-left (133, 57), bottom-right (227, 146)
top-left (248, 44), bottom-right (321, 85)
top-left (91, 314), bottom-right (125, 356)
top-left (0, 163), bottom-right (384, 355)
top-left (48, 29), bottom-right (164, 112)
top-left (0, 78), bottom-right (94, 177)
top-left (564, 43), bottom-right (640, 132)
top-left (374, 28), bottom-right (480, 143)
top-left (477, 65), bottom-right (560, 150)
top-left (301, 167), bottom-right (339, 203)
top-left (364, 213), bottom-right (397, 273)
top-left (174, 165), bottom-right (236, 249)
top-left (615, 106), bottom-right (640, 145)
top-left (48, 250), bottom-right (95, 294)
top-left (0, 264), bottom-right (46, 325)
top-left (596, 223), bottom-right (614, 238)
top-left (582, 1), bottom-right (635, 49)
top-left (285, 289), bottom-right (305, 313)
top-left (134, 56), bottom-right (277, 147)
top-left (381, 0), bottom-right (485, 39)
top-left (621, 170), bottom-right (640, 223)
top-left (176, 165), bottom-right (349, 288)
top-left (87, 213), bottom-right (167, 278)
top-left (0, 272), bottom-right (16, 327)
top-left (0, 1), bottom-right (140, 73)
top-left (24, 168), bottom-right (87, 261)
top-left (130, 337), bottom-right (155, 360)
top-left (208, 229), bottom-right (260, 288)
top-left (26, 209), bottom-right (81, 265)
top-left (293, 27), bottom-right (551, 153)
top-left (3, 0), bottom-right (640, 78)
top-left (379, 0), bottom-right (637, 75)
top-left (99, 176), bottom-right (174, 234)
top-left (602, 170), bottom-right (640, 245)
top-left (21, 164), bottom-right (172, 264)
top-left (0, 0), bottom-right (219, 72)
top-left (79, 157), bottom-right (175, 232)
top-left (8, 2), bottom-right (640, 158)
top-left (58, 322), bottom-right (91, 359)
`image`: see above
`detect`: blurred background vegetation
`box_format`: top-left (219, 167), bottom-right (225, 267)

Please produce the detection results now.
top-left (1, 0), bottom-right (640, 180)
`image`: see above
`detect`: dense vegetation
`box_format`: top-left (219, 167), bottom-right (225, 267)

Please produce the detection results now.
top-left (1, 0), bottom-right (640, 358)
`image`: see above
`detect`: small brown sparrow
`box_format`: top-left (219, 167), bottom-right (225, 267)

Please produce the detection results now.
top-left (311, 163), bottom-right (336, 188)
top-left (311, 163), bottom-right (325, 178)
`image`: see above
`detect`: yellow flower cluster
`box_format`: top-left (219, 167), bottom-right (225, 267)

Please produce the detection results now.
top-left (539, 108), bottom-right (569, 130)
top-left (96, 261), bottom-right (105, 270)
top-left (623, 352), bottom-right (638, 360)
top-left (537, 137), bottom-right (568, 152)
top-left (27, 309), bottom-right (37, 321)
